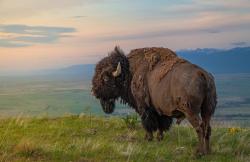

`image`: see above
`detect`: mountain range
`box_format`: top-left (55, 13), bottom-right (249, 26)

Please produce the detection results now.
top-left (177, 47), bottom-right (250, 74)
top-left (1, 47), bottom-right (249, 78)
top-left (62, 46), bottom-right (250, 79)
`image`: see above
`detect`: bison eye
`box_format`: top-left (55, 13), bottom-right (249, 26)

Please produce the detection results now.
top-left (103, 75), bottom-right (109, 82)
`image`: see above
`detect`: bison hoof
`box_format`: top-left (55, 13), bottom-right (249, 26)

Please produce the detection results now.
top-left (144, 134), bottom-right (153, 141)
top-left (195, 147), bottom-right (206, 157)
top-left (157, 134), bottom-right (163, 141)
top-left (204, 147), bottom-right (211, 155)
top-left (145, 136), bottom-right (153, 141)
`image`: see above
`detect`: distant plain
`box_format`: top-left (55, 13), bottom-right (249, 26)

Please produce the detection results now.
top-left (0, 73), bottom-right (249, 126)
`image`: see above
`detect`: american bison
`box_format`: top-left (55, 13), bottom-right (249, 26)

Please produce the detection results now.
top-left (91, 47), bottom-right (217, 155)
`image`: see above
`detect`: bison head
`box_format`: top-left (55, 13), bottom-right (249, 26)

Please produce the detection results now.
top-left (91, 46), bottom-right (129, 114)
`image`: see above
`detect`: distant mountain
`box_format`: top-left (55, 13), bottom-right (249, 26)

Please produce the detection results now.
top-left (40, 64), bottom-right (95, 80)
top-left (3, 47), bottom-right (248, 77)
top-left (58, 47), bottom-right (250, 78)
top-left (56, 64), bottom-right (95, 77)
top-left (0, 64), bottom-right (95, 79)
top-left (177, 47), bottom-right (250, 74)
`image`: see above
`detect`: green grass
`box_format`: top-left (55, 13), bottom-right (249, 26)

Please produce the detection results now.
top-left (0, 115), bottom-right (249, 162)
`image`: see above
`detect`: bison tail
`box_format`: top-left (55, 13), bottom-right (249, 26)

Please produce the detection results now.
top-left (201, 73), bottom-right (217, 117)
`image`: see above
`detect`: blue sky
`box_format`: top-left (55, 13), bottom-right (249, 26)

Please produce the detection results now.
top-left (0, 0), bottom-right (250, 71)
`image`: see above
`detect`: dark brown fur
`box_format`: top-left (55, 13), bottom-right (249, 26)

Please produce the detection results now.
top-left (92, 47), bottom-right (217, 155)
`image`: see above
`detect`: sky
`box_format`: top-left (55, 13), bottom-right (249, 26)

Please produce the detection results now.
top-left (0, 0), bottom-right (250, 72)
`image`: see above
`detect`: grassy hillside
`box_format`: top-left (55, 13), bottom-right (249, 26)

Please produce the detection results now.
top-left (0, 115), bottom-right (249, 162)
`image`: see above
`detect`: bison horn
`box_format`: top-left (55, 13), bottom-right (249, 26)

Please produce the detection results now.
top-left (112, 62), bottom-right (122, 77)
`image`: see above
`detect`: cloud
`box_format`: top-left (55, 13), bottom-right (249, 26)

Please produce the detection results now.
top-left (91, 20), bottom-right (250, 42)
top-left (71, 16), bottom-right (87, 19)
top-left (0, 24), bottom-right (76, 47)
top-left (0, 39), bottom-right (30, 47)
top-left (231, 41), bottom-right (247, 46)
top-left (165, 0), bottom-right (250, 15)
top-left (0, 0), bottom-right (109, 20)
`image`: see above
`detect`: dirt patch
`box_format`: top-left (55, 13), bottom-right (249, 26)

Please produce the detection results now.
top-left (114, 133), bottom-right (137, 142)
top-left (85, 128), bottom-right (98, 135)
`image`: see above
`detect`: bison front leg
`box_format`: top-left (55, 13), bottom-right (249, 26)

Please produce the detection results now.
top-left (141, 108), bottom-right (158, 142)
top-left (144, 131), bottom-right (153, 141)
top-left (156, 129), bottom-right (164, 141)
top-left (156, 115), bottom-right (173, 141)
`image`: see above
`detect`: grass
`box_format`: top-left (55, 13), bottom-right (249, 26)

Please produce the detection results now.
top-left (122, 114), bottom-right (139, 129)
top-left (0, 115), bottom-right (249, 162)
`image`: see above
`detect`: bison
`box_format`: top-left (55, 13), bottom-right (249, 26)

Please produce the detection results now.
top-left (91, 46), bottom-right (217, 155)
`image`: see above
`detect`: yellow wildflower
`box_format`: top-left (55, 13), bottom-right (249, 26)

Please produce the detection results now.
top-left (229, 127), bottom-right (241, 134)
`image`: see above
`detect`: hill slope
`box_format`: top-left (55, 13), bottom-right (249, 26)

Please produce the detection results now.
top-left (0, 115), bottom-right (249, 162)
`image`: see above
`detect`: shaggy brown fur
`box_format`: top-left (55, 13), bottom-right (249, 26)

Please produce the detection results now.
top-left (92, 47), bottom-right (172, 140)
top-left (129, 47), bottom-right (187, 114)
top-left (92, 46), bottom-right (217, 155)
top-left (128, 47), bottom-right (186, 79)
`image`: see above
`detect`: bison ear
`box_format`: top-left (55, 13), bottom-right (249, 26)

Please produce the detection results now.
top-left (112, 62), bottom-right (122, 77)
top-left (114, 46), bottom-right (120, 52)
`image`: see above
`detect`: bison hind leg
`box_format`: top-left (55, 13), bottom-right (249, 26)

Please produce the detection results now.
top-left (201, 113), bottom-right (212, 154)
top-left (183, 109), bottom-right (207, 156)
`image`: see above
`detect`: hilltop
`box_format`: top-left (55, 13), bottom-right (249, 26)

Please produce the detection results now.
top-left (0, 115), bottom-right (249, 162)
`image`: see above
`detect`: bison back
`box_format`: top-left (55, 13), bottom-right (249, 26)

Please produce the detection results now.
top-left (147, 62), bottom-right (215, 116)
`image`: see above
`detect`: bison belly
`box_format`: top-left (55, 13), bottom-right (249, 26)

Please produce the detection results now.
top-left (148, 62), bottom-right (207, 117)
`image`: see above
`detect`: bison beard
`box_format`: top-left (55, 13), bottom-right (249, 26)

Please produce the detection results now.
top-left (100, 99), bottom-right (115, 114)
top-left (91, 46), bottom-right (217, 156)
